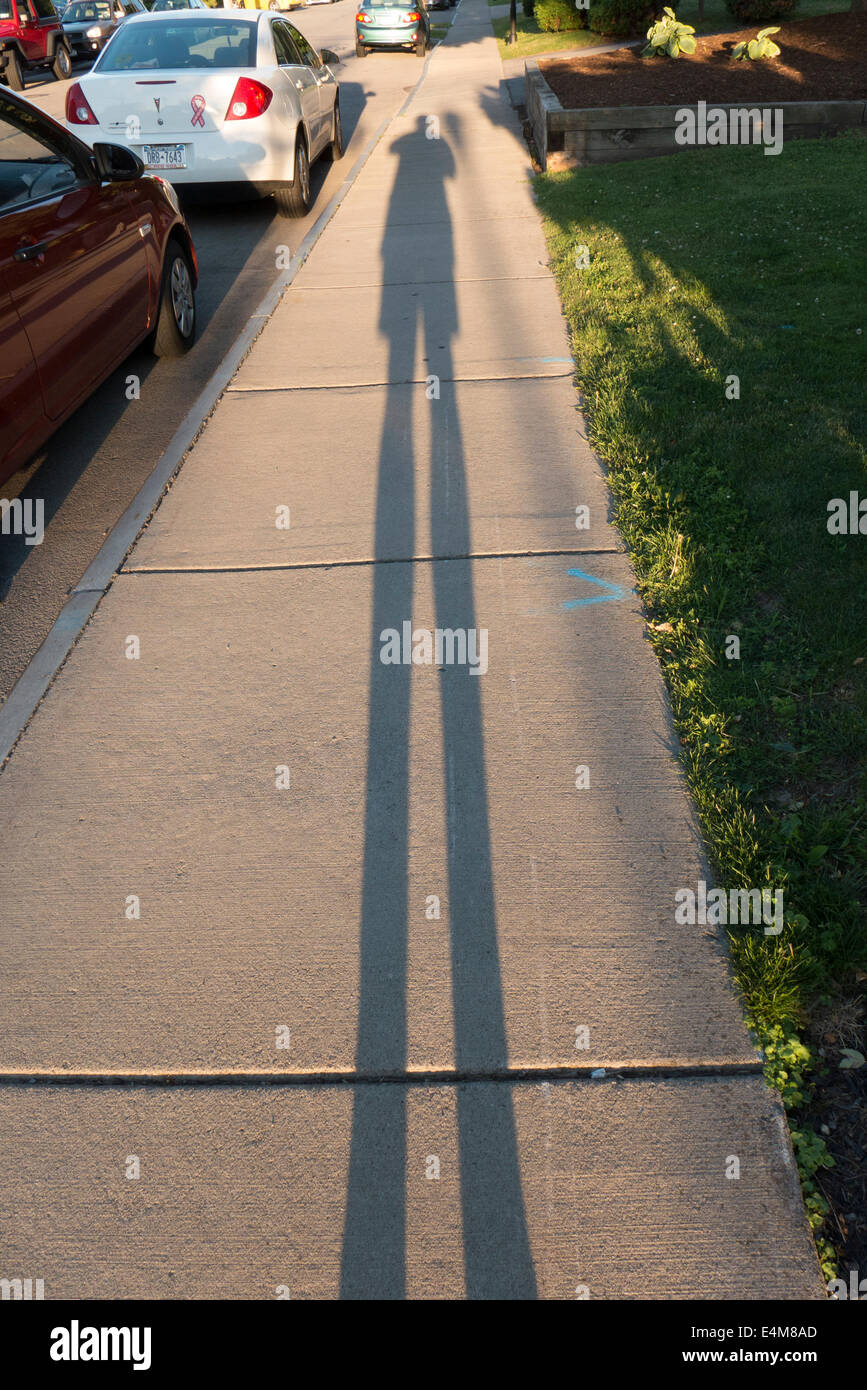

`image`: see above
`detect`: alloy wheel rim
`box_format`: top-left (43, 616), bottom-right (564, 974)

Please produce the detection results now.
top-left (299, 146), bottom-right (309, 204)
top-left (170, 258), bottom-right (194, 338)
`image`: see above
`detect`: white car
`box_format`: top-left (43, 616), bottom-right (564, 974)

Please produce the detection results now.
top-left (64, 8), bottom-right (342, 216)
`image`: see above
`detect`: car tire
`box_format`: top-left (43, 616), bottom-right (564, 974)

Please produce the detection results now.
top-left (355, 37), bottom-right (366, 56)
top-left (325, 97), bottom-right (343, 161)
top-left (4, 50), bottom-right (25, 91)
top-left (273, 134), bottom-right (311, 217)
top-left (152, 238), bottom-right (196, 357)
top-left (52, 44), bottom-right (72, 81)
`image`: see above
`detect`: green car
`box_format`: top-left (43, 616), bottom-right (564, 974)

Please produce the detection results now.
top-left (355, 0), bottom-right (430, 57)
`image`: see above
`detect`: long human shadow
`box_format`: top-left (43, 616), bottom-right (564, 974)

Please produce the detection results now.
top-left (340, 113), bottom-right (537, 1300)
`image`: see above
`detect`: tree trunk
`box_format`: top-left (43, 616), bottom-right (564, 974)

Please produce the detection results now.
top-left (509, 0), bottom-right (517, 44)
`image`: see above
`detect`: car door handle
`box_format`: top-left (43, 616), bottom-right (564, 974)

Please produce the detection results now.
top-left (14, 242), bottom-right (47, 263)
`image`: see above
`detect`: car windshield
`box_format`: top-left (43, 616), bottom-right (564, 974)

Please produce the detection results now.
top-left (64, 2), bottom-right (113, 19)
top-left (96, 18), bottom-right (258, 69)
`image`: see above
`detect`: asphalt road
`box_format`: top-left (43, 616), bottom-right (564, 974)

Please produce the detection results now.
top-left (0, 2), bottom-right (437, 704)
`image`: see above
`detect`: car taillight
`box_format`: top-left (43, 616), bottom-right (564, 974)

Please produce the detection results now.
top-left (356, 11), bottom-right (373, 20)
top-left (402, 10), bottom-right (420, 20)
top-left (66, 82), bottom-right (98, 125)
top-left (224, 77), bottom-right (272, 121)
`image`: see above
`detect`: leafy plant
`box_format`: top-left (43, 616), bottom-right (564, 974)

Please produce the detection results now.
top-left (642, 6), bottom-right (696, 56)
top-left (732, 25), bottom-right (781, 60)
top-left (759, 1022), bottom-right (812, 1107)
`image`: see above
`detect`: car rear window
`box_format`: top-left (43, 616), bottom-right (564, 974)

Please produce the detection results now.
top-left (96, 18), bottom-right (258, 70)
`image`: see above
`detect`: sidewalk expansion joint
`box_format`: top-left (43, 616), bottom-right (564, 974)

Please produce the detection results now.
top-left (0, 1063), bottom-right (764, 1088)
top-left (225, 371), bottom-right (575, 394)
top-left (122, 547), bottom-right (623, 577)
top-left (295, 274), bottom-right (552, 290)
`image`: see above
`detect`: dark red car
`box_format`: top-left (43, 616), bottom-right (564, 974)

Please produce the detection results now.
top-left (0, 84), bottom-right (197, 484)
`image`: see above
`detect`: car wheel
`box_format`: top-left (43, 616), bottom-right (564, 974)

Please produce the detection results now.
top-left (355, 37), bottom-right (366, 56)
top-left (325, 97), bottom-right (343, 161)
top-left (4, 51), bottom-right (25, 91)
top-left (152, 238), bottom-right (196, 357)
top-left (273, 134), bottom-right (311, 217)
top-left (52, 44), bottom-right (72, 81)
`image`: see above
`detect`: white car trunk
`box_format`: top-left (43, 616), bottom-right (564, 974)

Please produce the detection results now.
top-left (83, 70), bottom-right (262, 138)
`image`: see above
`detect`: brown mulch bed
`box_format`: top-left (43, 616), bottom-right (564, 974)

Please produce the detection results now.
top-left (540, 12), bottom-right (867, 109)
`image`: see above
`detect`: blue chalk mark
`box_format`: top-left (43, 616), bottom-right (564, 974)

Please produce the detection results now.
top-left (563, 567), bottom-right (625, 610)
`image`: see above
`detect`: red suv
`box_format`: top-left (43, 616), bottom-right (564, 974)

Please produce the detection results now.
top-left (0, 0), bottom-right (72, 90)
top-left (0, 86), bottom-right (198, 483)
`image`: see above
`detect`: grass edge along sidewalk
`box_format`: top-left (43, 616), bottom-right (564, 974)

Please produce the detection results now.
top-left (535, 132), bottom-right (867, 1282)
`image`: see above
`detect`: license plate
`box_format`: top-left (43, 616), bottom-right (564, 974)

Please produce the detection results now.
top-left (143, 144), bottom-right (186, 170)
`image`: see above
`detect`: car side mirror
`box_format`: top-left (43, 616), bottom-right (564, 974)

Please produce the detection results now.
top-left (92, 142), bottom-right (145, 182)
top-left (320, 48), bottom-right (339, 66)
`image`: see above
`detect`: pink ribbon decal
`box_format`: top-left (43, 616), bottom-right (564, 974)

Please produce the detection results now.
top-left (190, 94), bottom-right (206, 128)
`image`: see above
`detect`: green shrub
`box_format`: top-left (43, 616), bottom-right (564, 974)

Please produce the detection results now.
top-left (535, 0), bottom-right (589, 32)
top-left (588, 0), bottom-right (651, 38)
top-left (725, 0), bottom-right (797, 22)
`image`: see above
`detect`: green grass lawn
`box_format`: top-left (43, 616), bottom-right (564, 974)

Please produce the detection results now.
top-left (495, 15), bottom-right (609, 58)
top-left (495, 0), bottom-right (850, 60)
top-left (535, 133), bottom-right (867, 1275)
top-left (494, 15), bottom-right (608, 58)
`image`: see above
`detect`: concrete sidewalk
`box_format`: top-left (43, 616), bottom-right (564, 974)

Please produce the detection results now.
top-left (0, 0), bottom-right (823, 1298)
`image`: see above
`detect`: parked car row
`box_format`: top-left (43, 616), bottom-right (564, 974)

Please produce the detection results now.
top-left (0, 0), bottom-right (331, 98)
top-left (0, 7), bottom-right (348, 481)
top-left (1, 0), bottom-right (456, 485)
